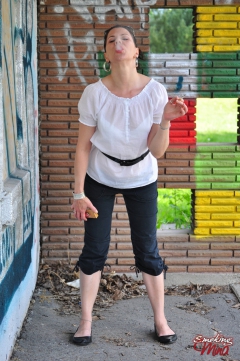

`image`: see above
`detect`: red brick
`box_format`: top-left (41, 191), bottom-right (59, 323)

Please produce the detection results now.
top-left (165, 182), bottom-right (194, 188)
top-left (40, 167), bottom-right (70, 174)
top-left (39, 53), bottom-right (47, 60)
top-left (188, 265), bottom-right (233, 272)
top-left (41, 152), bottom-right (70, 160)
top-left (41, 92), bottom-right (68, 99)
top-left (40, 77), bottom-right (68, 84)
top-left (158, 234), bottom-right (189, 242)
top-left (108, 265), bottom-right (133, 274)
top-left (41, 123), bottom-right (68, 130)
top-left (117, 258), bottom-right (135, 265)
top-left (47, 115), bottom-right (78, 122)
top-left (41, 227), bottom-right (69, 235)
top-left (164, 242), bottom-right (209, 250)
top-left (48, 100), bottom-right (78, 107)
top-left (112, 220), bottom-right (129, 227)
top-left (39, 29), bottom-right (68, 37)
top-left (41, 258), bottom-right (70, 265)
top-left (160, 250), bottom-right (187, 257)
top-left (211, 243), bottom-right (240, 250)
top-left (49, 174), bottom-right (74, 181)
top-left (41, 221), bottom-right (49, 227)
top-left (109, 250), bottom-right (134, 258)
top-left (48, 130), bottom-right (77, 137)
top-left (117, 243), bottom-right (133, 250)
top-left (165, 257), bottom-right (209, 265)
top-left (158, 160), bottom-right (189, 167)
top-left (211, 258), bottom-right (240, 265)
top-left (49, 160), bottom-right (74, 167)
top-left (166, 266), bottom-right (187, 272)
top-left (42, 242), bottom-right (69, 250)
top-left (111, 235), bottom-right (131, 242)
top-left (166, 167), bottom-right (194, 175)
top-left (41, 182), bottom-right (70, 190)
top-left (41, 138), bottom-right (68, 144)
top-left (116, 228), bottom-right (130, 235)
top-left (49, 84), bottom-right (84, 92)
top-left (39, 14), bottom-right (68, 21)
top-left (41, 197), bottom-right (70, 205)
top-left (48, 205), bottom-right (71, 212)
top-left (69, 243), bottom-right (84, 250)
top-left (69, 228), bottom-right (85, 235)
top-left (190, 235), bottom-right (235, 242)
top-left (49, 235), bottom-right (83, 242)
top-left (48, 68), bottom-right (94, 76)
top-left (40, 160), bottom-right (49, 167)
top-left (41, 107), bottom-right (69, 114)
top-left (39, 0), bottom-right (69, 4)
top-left (158, 175), bottom-right (189, 182)
top-left (42, 212), bottom-right (70, 220)
top-left (188, 250), bottom-right (233, 257)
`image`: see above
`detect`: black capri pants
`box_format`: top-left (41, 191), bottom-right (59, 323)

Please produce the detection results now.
top-left (78, 174), bottom-right (166, 277)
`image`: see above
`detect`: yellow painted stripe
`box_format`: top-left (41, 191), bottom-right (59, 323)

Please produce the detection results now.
top-left (195, 191), bottom-right (234, 197)
top-left (195, 221), bottom-right (233, 227)
top-left (211, 229), bottom-right (240, 235)
top-left (197, 7), bottom-right (237, 14)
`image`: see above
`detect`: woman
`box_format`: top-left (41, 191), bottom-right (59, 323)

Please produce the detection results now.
top-left (71, 25), bottom-right (188, 346)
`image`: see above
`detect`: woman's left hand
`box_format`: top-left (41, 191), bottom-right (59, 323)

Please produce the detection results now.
top-left (163, 97), bottom-right (188, 121)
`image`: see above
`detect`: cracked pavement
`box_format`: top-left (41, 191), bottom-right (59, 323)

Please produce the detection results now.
top-left (10, 286), bottom-right (240, 361)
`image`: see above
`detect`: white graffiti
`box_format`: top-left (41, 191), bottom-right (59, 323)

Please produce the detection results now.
top-left (50, 0), bottom-right (157, 82)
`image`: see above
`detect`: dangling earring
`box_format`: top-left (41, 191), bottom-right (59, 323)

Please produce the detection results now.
top-left (103, 61), bottom-right (111, 72)
top-left (135, 57), bottom-right (139, 67)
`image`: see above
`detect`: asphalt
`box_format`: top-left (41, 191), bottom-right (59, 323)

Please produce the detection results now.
top-left (10, 273), bottom-right (240, 361)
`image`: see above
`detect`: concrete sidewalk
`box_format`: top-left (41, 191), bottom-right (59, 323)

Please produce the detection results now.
top-left (10, 274), bottom-right (240, 361)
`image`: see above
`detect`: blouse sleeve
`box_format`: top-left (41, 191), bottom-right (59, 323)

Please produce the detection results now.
top-left (78, 83), bottom-right (98, 127)
top-left (152, 82), bottom-right (168, 124)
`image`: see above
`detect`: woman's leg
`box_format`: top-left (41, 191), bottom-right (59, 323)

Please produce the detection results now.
top-left (74, 270), bottom-right (101, 337)
top-left (74, 175), bottom-right (116, 337)
top-left (123, 182), bottom-right (175, 337)
top-left (142, 272), bottom-right (175, 336)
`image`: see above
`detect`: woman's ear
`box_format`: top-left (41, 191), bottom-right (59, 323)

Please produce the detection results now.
top-left (104, 52), bottom-right (109, 63)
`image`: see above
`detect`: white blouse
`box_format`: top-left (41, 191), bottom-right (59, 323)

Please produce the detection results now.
top-left (78, 78), bottom-right (168, 189)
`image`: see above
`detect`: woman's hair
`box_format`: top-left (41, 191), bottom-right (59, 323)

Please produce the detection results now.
top-left (103, 25), bottom-right (137, 52)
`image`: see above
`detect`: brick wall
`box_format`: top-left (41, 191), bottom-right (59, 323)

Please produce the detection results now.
top-left (38, 1), bottom-right (240, 273)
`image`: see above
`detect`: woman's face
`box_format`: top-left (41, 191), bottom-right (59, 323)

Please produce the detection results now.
top-left (104, 27), bottom-right (139, 63)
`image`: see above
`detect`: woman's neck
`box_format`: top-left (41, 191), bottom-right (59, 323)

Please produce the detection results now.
top-left (104, 65), bottom-right (141, 97)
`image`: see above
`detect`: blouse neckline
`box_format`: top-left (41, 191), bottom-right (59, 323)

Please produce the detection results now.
top-left (99, 78), bottom-right (153, 100)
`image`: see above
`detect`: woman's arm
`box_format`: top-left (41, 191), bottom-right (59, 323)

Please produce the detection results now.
top-left (148, 97), bottom-right (188, 159)
top-left (71, 123), bottom-right (97, 221)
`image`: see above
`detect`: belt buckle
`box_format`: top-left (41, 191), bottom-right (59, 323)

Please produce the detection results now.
top-left (120, 159), bottom-right (131, 166)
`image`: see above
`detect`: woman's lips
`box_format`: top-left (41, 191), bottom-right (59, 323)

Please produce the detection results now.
top-left (115, 44), bottom-right (123, 53)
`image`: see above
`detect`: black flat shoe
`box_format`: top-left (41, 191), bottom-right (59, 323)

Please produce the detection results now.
top-left (72, 334), bottom-right (92, 346)
top-left (154, 324), bottom-right (177, 344)
top-left (72, 320), bottom-right (92, 346)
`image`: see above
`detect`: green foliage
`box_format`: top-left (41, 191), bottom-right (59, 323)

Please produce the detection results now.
top-left (196, 98), bottom-right (238, 143)
top-left (150, 8), bottom-right (193, 53)
top-left (157, 189), bottom-right (191, 229)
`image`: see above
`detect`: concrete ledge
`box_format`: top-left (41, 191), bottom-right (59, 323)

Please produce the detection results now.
top-left (120, 272), bottom-right (240, 286)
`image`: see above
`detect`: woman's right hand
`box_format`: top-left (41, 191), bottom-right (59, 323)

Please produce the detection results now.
top-left (71, 197), bottom-right (98, 221)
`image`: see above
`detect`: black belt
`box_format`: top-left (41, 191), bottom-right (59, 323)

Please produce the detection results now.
top-left (102, 149), bottom-right (150, 166)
